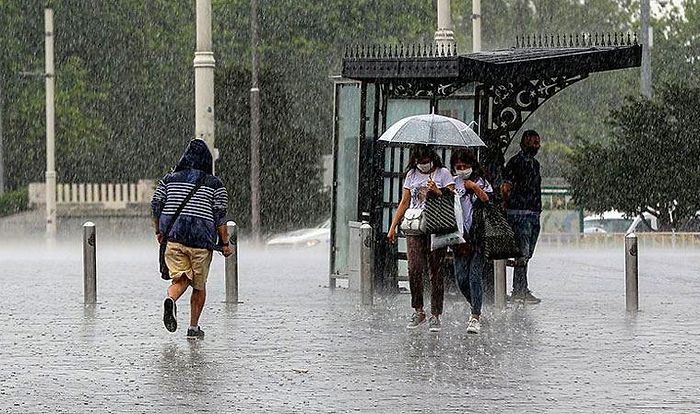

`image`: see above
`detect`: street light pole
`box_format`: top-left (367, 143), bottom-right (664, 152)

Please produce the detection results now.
top-left (45, 7), bottom-right (57, 239)
top-left (0, 82), bottom-right (5, 196)
top-left (472, 0), bottom-right (482, 52)
top-left (434, 0), bottom-right (456, 52)
top-left (194, 0), bottom-right (217, 166)
top-left (641, 0), bottom-right (652, 98)
top-left (250, 0), bottom-right (262, 244)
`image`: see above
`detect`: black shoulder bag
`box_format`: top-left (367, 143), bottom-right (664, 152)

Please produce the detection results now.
top-left (159, 176), bottom-right (206, 280)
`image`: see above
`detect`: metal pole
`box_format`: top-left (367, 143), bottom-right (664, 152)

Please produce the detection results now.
top-left (359, 220), bottom-right (374, 305)
top-left (0, 82), bottom-right (4, 196)
top-left (194, 0), bottom-right (217, 166)
top-left (225, 221), bottom-right (239, 303)
top-left (45, 8), bottom-right (57, 240)
top-left (494, 259), bottom-right (506, 309)
top-left (434, 0), bottom-right (456, 52)
top-left (250, 0), bottom-right (262, 244)
top-left (83, 221), bottom-right (97, 304)
top-left (472, 0), bottom-right (482, 52)
top-left (625, 233), bottom-right (639, 312)
top-left (641, 0), bottom-right (652, 98)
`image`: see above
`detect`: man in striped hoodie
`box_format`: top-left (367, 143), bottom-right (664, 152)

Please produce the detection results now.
top-left (151, 138), bottom-right (232, 339)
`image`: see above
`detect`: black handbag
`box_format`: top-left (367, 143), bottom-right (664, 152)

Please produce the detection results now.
top-left (424, 191), bottom-right (458, 235)
top-left (473, 202), bottom-right (521, 260)
top-left (158, 176), bottom-right (206, 280)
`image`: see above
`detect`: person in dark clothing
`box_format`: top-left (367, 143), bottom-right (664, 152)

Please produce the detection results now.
top-left (151, 138), bottom-right (233, 339)
top-left (501, 130), bottom-right (542, 304)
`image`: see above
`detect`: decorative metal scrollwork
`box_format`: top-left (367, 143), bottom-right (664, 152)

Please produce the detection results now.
top-left (481, 74), bottom-right (588, 152)
top-left (385, 79), bottom-right (468, 98)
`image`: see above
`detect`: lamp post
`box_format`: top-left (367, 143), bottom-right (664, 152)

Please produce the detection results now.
top-left (434, 0), bottom-right (456, 51)
top-left (472, 0), bottom-right (481, 52)
top-left (0, 82), bottom-right (4, 196)
top-left (194, 0), bottom-right (217, 166)
top-left (45, 7), bottom-right (57, 240)
top-left (641, 0), bottom-right (652, 98)
top-left (250, 0), bottom-right (261, 244)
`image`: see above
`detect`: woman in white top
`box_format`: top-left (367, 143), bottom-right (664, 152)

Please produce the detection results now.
top-left (388, 144), bottom-right (455, 332)
top-left (450, 148), bottom-right (492, 335)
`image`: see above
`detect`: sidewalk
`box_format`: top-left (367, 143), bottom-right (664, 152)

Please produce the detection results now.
top-left (1, 241), bottom-right (699, 413)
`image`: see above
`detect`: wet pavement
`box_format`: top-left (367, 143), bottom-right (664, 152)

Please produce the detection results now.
top-left (1, 241), bottom-right (699, 413)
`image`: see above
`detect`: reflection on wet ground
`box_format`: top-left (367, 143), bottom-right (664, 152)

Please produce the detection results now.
top-left (1, 243), bottom-right (699, 413)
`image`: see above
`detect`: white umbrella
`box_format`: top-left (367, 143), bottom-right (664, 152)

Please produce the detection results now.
top-left (378, 114), bottom-right (486, 147)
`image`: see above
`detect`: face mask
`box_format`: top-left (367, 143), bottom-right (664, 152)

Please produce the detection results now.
top-left (455, 168), bottom-right (473, 179)
top-left (523, 146), bottom-right (539, 157)
top-left (417, 162), bottom-right (433, 173)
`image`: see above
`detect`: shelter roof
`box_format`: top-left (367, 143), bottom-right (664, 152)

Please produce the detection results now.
top-left (342, 34), bottom-right (641, 84)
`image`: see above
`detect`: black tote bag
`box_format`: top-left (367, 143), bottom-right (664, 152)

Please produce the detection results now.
top-left (424, 191), bottom-right (458, 235)
top-left (473, 203), bottom-right (521, 260)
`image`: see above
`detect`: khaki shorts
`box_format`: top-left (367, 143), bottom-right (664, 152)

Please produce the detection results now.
top-left (164, 242), bottom-right (213, 290)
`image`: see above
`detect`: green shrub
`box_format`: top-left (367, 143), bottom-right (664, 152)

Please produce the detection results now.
top-left (0, 188), bottom-right (29, 217)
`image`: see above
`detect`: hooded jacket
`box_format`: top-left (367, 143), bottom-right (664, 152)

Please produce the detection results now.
top-left (151, 139), bottom-right (228, 249)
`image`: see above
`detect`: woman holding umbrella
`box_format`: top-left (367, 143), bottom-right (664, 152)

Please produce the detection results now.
top-left (387, 144), bottom-right (455, 332)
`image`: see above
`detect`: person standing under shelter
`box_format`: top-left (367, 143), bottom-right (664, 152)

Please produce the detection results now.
top-left (387, 144), bottom-right (455, 332)
top-left (151, 138), bottom-right (233, 339)
top-left (501, 130), bottom-right (542, 304)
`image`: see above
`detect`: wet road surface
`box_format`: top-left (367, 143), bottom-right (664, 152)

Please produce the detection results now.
top-left (1, 242), bottom-right (699, 413)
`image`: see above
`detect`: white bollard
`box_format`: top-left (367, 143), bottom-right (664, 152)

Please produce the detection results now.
top-left (494, 259), bottom-right (507, 309)
top-left (83, 222), bottom-right (97, 304)
top-left (625, 233), bottom-right (639, 312)
top-left (225, 221), bottom-right (239, 303)
top-left (359, 221), bottom-right (374, 306)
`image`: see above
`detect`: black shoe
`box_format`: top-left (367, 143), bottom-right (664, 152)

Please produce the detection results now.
top-left (163, 297), bottom-right (177, 332)
top-left (186, 326), bottom-right (205, 339)
top-left (511, 290), bottom-right (541, 304)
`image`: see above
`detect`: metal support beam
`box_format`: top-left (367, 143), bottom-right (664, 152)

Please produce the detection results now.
top-left (45, 8), bottom-right (56, 240)
top-left (194, 0), bottom-right (217, 164)
top-left (250, 0), bottom-right (262, 244)
top-left (640, 0), bottom-right (652, 98)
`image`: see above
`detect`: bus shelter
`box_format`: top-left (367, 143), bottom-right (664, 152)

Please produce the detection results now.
top-left (330, 34), bottom-right (641, 292)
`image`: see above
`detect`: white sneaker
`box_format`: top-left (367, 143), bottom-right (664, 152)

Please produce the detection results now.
top-left (466, 316), bottom-right (481, 334)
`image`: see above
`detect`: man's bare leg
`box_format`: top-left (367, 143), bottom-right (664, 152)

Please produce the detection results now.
top-left (167, 273), bottom-right (190, 301)
top-left (190, 287), bottom-right (206, 327)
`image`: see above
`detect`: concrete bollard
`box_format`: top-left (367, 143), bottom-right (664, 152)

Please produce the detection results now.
top-left (625, 233), bottom-right (639, 312)
top-left (225, 221), bottom-right (239, 303)
top-left (494, 259), bottom-right (507, 309)
top-left (83, 221), bottom-right (97, 304)
top-left (359, 221), bottom-right (374, 306)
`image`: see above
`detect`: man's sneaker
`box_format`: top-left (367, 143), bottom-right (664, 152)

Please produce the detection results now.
top-left (406, 312), bottom-right (427, 329)
top-left (467, 316), bottom-right (481, 334)
top-left (428, 316), bottom-right (441, 332)
top-left (186, 326), bottom-right (205, 339)
top-left (511, 290), bottom-right (541, 304)
top-left (163, 297), bottom-right (177, 332)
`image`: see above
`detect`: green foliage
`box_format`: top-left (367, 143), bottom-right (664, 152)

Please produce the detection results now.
top-left (566, 83), bottom-right (700, 219)
top-left (0, 187), bottom-right (29, 217)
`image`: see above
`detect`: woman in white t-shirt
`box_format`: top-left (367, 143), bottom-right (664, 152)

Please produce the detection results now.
top-left (388, 144), bottom-right (455, 332)
top-left (450, 148), bottom-right (492, 335)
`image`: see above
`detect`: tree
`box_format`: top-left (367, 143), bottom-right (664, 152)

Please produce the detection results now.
top-left (566, 83), bottom-right (700, 225)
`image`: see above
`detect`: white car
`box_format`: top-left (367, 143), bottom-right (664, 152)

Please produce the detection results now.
top-left (266, 219), bottom-right (331, 247)
top-left (583, 210), bottom-right (658, 235)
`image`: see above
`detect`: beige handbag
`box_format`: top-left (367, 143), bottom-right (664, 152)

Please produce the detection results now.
top-left (400, 208), bottom-right (426, 235)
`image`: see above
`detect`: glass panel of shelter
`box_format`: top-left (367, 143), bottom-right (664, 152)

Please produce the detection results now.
top-left (331, 82), bottom-right (361, 278)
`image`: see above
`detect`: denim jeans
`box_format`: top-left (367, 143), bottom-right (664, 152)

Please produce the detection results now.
top-left (453, 245), bottom-right (484, 316)
top-left (507, 211), bottom-right (541, 295)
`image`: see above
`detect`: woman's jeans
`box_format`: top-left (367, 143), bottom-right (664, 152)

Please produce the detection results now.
top-left (506, 210), bottom-right (541, 295)
top-left (406, 235), bottom-right (446, 316)
top-left (453, 246), bottom-right (484, 316)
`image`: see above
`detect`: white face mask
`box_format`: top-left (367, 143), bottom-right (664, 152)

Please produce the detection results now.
top-left (416, 162), bottom-right (433, 173)
top-left (456, 168), bottom-right (473, 179)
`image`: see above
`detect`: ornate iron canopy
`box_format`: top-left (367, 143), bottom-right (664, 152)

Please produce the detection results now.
top-left (342, 33), bottom-right (641, 84)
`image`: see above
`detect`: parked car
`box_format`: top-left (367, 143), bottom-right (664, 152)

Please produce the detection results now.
top-left (583, 210), bottom-right (658, 235)
top-left (266, 219), bottom-right (331, 247)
